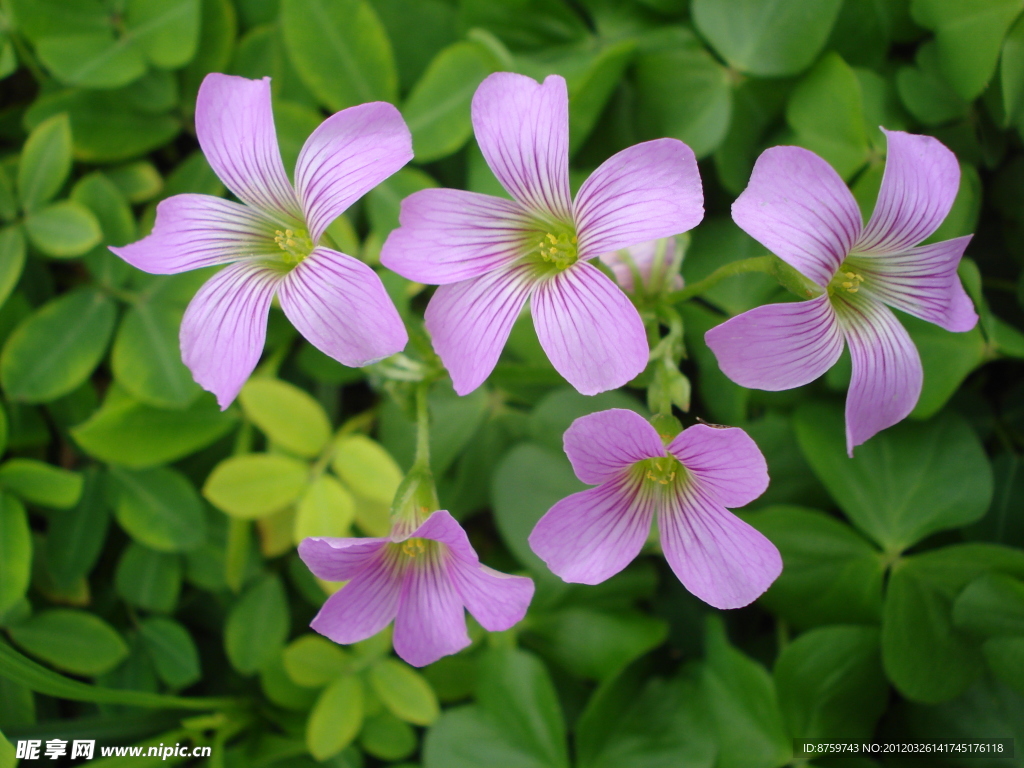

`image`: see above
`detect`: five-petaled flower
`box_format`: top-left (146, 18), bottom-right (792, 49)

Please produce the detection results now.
top-left (380, 72), bottom-right (703, 396)
top-left (705, 131), bottom-right (977, 455)
top-left (528, 409), bottom-right (781, 609)
top-left (111, 73), bottom-right (411, 408)
top-left (299, 510), bottom-right (534, 667)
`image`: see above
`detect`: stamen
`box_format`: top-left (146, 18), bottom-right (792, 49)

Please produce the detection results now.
top-left (274, 227), bottom-right (313, 265)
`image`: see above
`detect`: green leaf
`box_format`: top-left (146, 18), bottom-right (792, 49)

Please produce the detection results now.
top-left (774, 626), bottom-right (888, 741)
top-left (371, 0), bottom-right (457, 92)
top-left (794, 402), bottom-right (993, 552)
top-left (331, 434), bottom-right (402, 506)
top-left (24, 199), bottom-right (102, 257)
top-left (180, 0), bottom-right (238, 108)
top-left (8, 609), bottom-right (128, 676)
top-left (0, 287), bottom-right (116, 403)
top-left (458, 0), bottom-right (588, 50)
top-left (692, 0), bottom-right (843, 76)
top-left (17, 113), bottom-right (72, 212)
top-left (239, 378), bottom-right (332, 457)
top-left (125, 0), bottom-right (201, 68)
top-left (283, 634), bottom-right (350, 687)
top-left (1002, 13), bottom-right (1024, 126)
top-left (115, 542), bottom-right (182, 612)
top-left (952, 572), bottom-right (1024, 636)
top-left (72, 172), bottom-right (136, 248)
top-left (0, 227), bottom-right (26, 311)
top-left (109, 466), bottom-right (207, 553)
top-left (307, 675), bottom-right (364, 760)
top-left (0, 459), bottom-right (82, 509)
top-left (369, 658), bottom-right (440, 725)
top-left (896, 41), bottom-right (971, 126)
top-left (565, 40), bottom-right (636, 154)
top-left (45, 468), bottom-right (110, 589)
top-left (280, 0), bottom-right (397, 110)
top-left (293, 473), bottom-right (355, 542)
top-left (225, 573), bottom-right (289, 675)
top-left (34, 33), bottom-right (145, 89)
top-left (361, 711), bottom-right (417, 761)
top-left (0, 729), bottom-right (12, 768)
top-left (105, 161), bottom-right (163, 204)
top-left (906, 318), bottom-right (987, 419)
top-left (366, 167), bottom-right (437, 238)
top-left (0, 494), bottom-right (30, 616)
top-left (204, 453), bottom-right (309, 519)
top-left (138, 617), bottom-right (201, 689)
top-left (982, 636), bottom-right (1024, 695)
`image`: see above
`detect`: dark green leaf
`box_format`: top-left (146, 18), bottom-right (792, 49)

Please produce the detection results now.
top-left (24, 200), bottom-right (102, 257)
top-left (45, 468), bottom-right (110, 589)
top-left (0, 459), bottom-right (82, 509)
top-left (952, 572), bottom-right (1024, 636)
top-left (0, 494), bottom-right (30, 616)
top-left (17, 113), bottom-right (72, 212)
top-left (225, 573), bottom-right (289, 675)
top-left (115, 543), bottom-right (182, 612)
top-left (109, 466), bottom-right (207, 553)
top-left (138, 617), bottom-right (201, 689)
top-left (8, 609), bottom-right (128, 676)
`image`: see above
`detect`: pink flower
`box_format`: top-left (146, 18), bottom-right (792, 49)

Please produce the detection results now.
top-left (299, 510), bottom-right (535, 667)
top-left (528, 409), bottom-right (781, 609)
top-left (705, 131), bottom-right (978, 455)
top-left (599, 236), bottom-right (684, 295)
top-left (380, 72), bottom-right (703, 396)
top-left (111, 74), bottom-right (411, 408)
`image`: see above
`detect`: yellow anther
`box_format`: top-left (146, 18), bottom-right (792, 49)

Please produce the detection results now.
top-left (401, 539), bottom-right (426, 557)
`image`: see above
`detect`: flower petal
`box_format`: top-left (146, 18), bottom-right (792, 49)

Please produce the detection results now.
top-left (704, 294), bottom-right (845, 391)
top-left (298, 536), bottom-right (390, 581)
top-left (835, 294), bottom-right (923, 456)
top-left (295, 102), bottom-right (412, 243)
top-left (393, 551), bottom-right (470, 667)
top-left (195, 74), bottom-right (300, 221)
top-left (529, 471), bottom-right (655, 585)
top-left (732, 146), bottom-right (862, 286)
top-left (532, 262), bottom-right (648, 395)
top-left (278, 247), bottom-right (407, 367)
top-left (472, 72), bottom-right (572, 222)
top-left (856, 129), bottom-right (961, 255)
top-left (424, 263), bottom-right (536, 395)
top-left (563, 408), bottom-right (665, 485)
top-left (180, 261), bottom-right (283, 409)
top-left (668, 425), bottom-right (768, 509)
top-left (658, 481), bottom-right (782, 609)
top-left (852, 236), bottom-right (978, 332)
top-left (574, 139), bottom-right (703, 260)
top-left (310, 551), bottom-right (401, 645)
top-left (110, 194), bottom-right (277, 275)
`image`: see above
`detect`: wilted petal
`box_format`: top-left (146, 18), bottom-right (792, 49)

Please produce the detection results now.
top-left (110, 194), bottom-right (277, 275)
top-left (425, 264), bottom-right (536, 396)
top-left (668, 425), bottom-right (768, 508)
top-left (532, 262), bottom-right (648, 395)
top-left (529, 471), bottom-right (655, 585)
top-left (393, 551), bottom-right (470, 667)
top-left (563, 408), bottom-right (665, 485)
top-left (472, 73), bottom-right (572, 222)
top-left (853, 236), bottom-right (977, 332)
top-left (659, 481), bottom-right (782, 609)
top-left (195, 74), bottom-right (300, 221)
top-left (278, 247), bottom-right (407, 367)
top-left (856, 129), bottom-right (960, 255)
top-left (298, 536), bottom-right (390, 581)
top-left (295, 102), bottom-right (413, 243)
top-left (704, 294), bottom-right (845, 391)
top-left (180, 261), bottom-right (283, 409)
top-left (836, 294), bottom-right (923, 456)
top-left (574, 139), bottom-right (703, 260)
top-left (732, 146), bottom-right (861, 286)
top-left (310, 551), bottom-right (401, 645)
top-left (381, 189), bottom-right (534, 284)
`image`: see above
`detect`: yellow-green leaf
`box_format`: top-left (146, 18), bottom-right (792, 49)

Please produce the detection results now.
top-left (307, 675), bottom-right (364, 760)
top-left (294, 473), bottom-right (355, 543)
top-left (283, 634), bottom-right (350, 688)
top-left (240, 378), bottom-right (332, 457)
top-left (369, 657), bottom-right (439, 725)
top-left (203, 454), bottom-right (309, 519)
top-left (332, 434), bottom-right (402, 506)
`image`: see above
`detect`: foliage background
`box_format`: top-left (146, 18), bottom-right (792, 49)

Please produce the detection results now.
top-left (0, 0), bottom-right (1024, 765)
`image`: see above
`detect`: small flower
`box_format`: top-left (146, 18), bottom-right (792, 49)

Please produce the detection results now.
top-left (598, 236), bottom-right (684, 295)
top-left (299, 510), bottom-right (534, 667)
top-left (380, 72), bottom-right (703, 396)
top-left (111, 74), bottom-right (412, 408)
top-left (705, 131), bottom-right (978, 455)
top-left (528, 409), bottom-right (781, 609)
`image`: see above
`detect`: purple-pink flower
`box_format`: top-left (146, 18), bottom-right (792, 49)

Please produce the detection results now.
top-left (299, 510), bottom-right (534, 667)
top-left (705, 131), bottom-right (977, 455)
top-left (599, 236), bottom-right (685, 295)
top-left (111, 74), bottom-right (411, 408)
top-left (380, 72), bottom-right (703, 396)
top-left (528, 409), bottom-right (781, 609)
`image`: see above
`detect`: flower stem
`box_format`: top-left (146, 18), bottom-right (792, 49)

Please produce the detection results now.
top-left (667, 255), bottom-right (777, 303)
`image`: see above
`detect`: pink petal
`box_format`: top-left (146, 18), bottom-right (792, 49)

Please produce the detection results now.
top-left (393, 551), bottom-right (470, 667)
top-left (856, 129), bottom-right (961, 255)
top-left (380, 189), bottom-right (535, 284)
top-left (195, 74), bottom-right (300, 222)
top-left (599, 237), bottom-right (683, 293)
top-left (298, 536), bottom-right (390, 581)
top-left (667, 425), bottom-right (768, 509)
top-left (573, 139), bottom-right (703, 260)
top-left (853, 236), bottom-right (978, 332)
top-left (424, 263), bottom-right (536, 396)
top-left (732, 146), bottom-right (862, 287)
top-left (532, 262), bottom-right (648, 396)
top-left (179, 261), bottom-right (283, 409)
top-left (835, 294), bottom-right (923, 456)
top-left (310, 550), bottom-right (402, 645)
top-left (704, 294), bottom-right (845, 391)
top-left (563, 408), bottom-right (665, 485)
top-left (294, 102), bottom-right (413, 244)
top-left (658, 481), bottom-right (782, 609)
top-left (472, 72), bottom-right (572, 221)
top-left (529, 470), bottom-right (655, 585)
top-left (278, 247), bottom-right (408, 367)
top-left (110, 194), bottom-right (277, 275)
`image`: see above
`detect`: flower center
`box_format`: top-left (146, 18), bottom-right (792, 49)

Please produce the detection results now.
top-left (274, 228), bottom-right (313, 265)
top-left (640, 456), bottom-right (684, 486)
top-left (400, 538), bottom-right (429, 558)
top-left (829, 267), bottom-right (865, 295)
top-left (529, 223), bottom-right (579, 271)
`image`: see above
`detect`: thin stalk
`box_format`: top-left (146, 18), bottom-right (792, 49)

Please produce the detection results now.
top-left (667, 255), bottom-right (776, 304)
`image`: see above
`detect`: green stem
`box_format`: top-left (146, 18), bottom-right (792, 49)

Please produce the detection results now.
top-left (413, 380), bottom-right (431, 474)
top-left (667, 255), bottom-right (777, 304)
